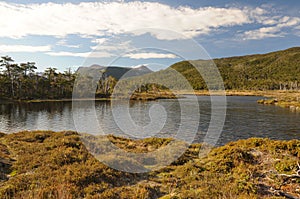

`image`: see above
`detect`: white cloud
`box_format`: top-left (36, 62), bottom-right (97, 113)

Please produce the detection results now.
top-left (124, 52), bottom-right (178, 59)
top-left (1, 1), bottom-right (297, 56)
top-left (90, 44), bottom-right (131, 51)
top-left (57, 39), bottom-right (80, 48)
top-left (243, 28), bottom-right (283, 40)
top-left (0, 45), bottom-right (51, 53)
top-left (49, 40), bottom-right (132, 58)
top-left (0, 1), bottom-right (253, 40)
top-left (242, 16), bottom-right (300, 40)
top-left (90, 40), bottom-right (132, 54)
top-left (91, 38), bottom-right (107, 44)
top-left (46, 51), bottom-right (114, 58)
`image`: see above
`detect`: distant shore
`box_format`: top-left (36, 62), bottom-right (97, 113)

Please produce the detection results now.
top-left (5, 91), bottom-right (177, 103)
top-left (2, 90), bottom-right (300, 112)
top-left (175, 89), bottom-right (297, 97)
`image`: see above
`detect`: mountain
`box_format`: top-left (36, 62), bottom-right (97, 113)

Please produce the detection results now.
top-left (131, 47), bottom-right (300, 90)
top-left (77, 64), bottom-right (153, 80)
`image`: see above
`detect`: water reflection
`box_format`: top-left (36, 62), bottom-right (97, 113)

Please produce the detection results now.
top-left (0, 101), bottom-right (73, 133)
top-left (0, 96), bottom-right (299, 146)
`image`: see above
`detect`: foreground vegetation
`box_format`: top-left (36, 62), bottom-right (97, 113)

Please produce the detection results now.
top-left (0, 131), bottom-right (299, 198)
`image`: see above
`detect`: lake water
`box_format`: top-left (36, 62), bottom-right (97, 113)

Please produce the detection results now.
top-left (0, 96), bottom-right (299, 146)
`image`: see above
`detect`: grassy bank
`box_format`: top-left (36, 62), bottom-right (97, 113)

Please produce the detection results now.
top-left (0, 131), bottom-right (299, 198)
top-left (254, 90), bottom-right (300, 111)
top-left (176, 89), bottom-right (298, 97)
top-left (12, 91), bottom-right (177, 103)
top-left (18, 89), bottom-right (297, 100)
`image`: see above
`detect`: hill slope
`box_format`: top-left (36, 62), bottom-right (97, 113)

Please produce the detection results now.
top-left (134, 47), bottom-right (300, 90)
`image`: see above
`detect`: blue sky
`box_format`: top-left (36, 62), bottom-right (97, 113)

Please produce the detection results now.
top-left (0, 0), bottom-right (299, 72)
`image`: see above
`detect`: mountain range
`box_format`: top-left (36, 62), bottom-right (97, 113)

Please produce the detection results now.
top-left (77, 64), bottom-right (153, 80)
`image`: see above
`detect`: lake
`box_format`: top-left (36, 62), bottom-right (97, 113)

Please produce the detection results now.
top-left (0, 96), bottom-right (299, 146)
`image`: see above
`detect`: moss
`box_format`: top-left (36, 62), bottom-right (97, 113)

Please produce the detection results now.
top-left (8, 170), bottom-right (17, 177)
top-left (0, 131), bottom-right (299, 198)
top-left (257, 99), bottom-right (277, 104)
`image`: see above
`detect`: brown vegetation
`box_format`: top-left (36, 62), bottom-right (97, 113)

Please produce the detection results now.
top-left (0, 131), bottom-right (299, 198)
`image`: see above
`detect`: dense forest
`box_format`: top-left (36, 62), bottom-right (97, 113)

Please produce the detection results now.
top-left (0, 56), bottom-right (75, 100)
top-left (1, 47), bottom-right (300, 100)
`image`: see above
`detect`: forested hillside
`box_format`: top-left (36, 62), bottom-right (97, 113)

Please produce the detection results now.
top-left (215, 47), bottom-right (300, 90)
top-left (167, 47), bottom-right (300, 90)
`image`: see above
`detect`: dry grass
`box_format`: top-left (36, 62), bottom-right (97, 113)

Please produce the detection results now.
top-left (0, 131), bottom-right (299, 198)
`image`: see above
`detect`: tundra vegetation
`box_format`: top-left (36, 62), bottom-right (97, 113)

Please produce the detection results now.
top-left (0, 131), bottom-right (299, 198)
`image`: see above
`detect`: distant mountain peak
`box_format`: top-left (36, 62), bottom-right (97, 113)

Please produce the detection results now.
top-left (131, 64), bottom-right (152, 72)
top-left (76, 64), bottom-right (153, 80)
top-left (89, 64), bottom-right (105, 69)
top-left (131, 64), bottom-right (146, 68)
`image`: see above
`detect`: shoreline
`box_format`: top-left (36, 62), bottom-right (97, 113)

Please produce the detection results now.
top-left (1, 90), bottom-right (299, 112)
top-left (178, 90), bottom-right (300, 111)
top-left (1, 91), bottom-right (178, 103)
top-left (176, 89), bottom-right (299, 97)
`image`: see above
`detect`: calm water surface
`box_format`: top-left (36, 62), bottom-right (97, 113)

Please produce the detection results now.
top-left (0, 96), bottom-right (299, 146)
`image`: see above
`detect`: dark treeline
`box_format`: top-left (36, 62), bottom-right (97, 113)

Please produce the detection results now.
top-left (0, 56), bottom-right (119, 100)
top-left (0, 56), bottom-right (75, 100)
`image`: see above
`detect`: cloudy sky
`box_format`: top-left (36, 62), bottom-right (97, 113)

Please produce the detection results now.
top-left (0, 0), bottom-right (299, 71)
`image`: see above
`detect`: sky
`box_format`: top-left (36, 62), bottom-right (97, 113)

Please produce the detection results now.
top-left (0, 0), bottom-right (299, 72)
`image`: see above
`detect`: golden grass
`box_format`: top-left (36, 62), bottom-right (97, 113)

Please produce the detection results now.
top-left (0, 131), bottom-right (299, 198)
